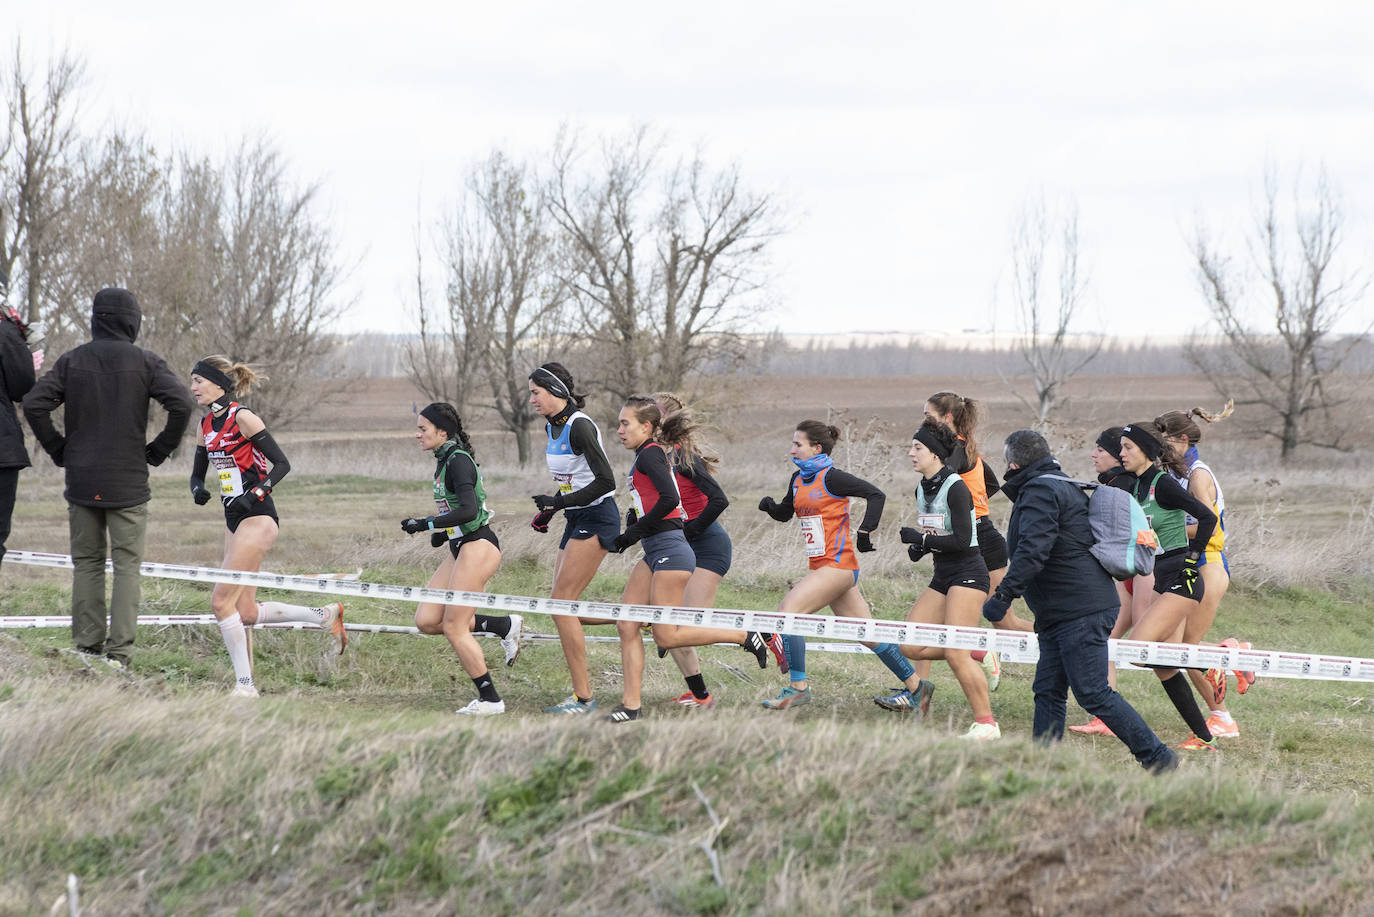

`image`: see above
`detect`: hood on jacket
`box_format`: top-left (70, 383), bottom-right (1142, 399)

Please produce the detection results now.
top-left (1000, 455), bottom-right (1062, 502)
top-left (90, 287), bottom-right (141, 343)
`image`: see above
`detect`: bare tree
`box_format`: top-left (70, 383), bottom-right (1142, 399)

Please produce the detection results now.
top-left (0, 41), bottom-right (85, 329)
top-left (1001, 194), bottom-right (1101, 426)
top-left (1188, 165), bottom-right (1371, 462)
top-left (409, 151), bottom-right (569, 464)
top-left (546, 125), bottom-right (779, 401)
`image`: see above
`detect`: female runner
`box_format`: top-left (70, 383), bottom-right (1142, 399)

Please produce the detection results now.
top-left (1155, 404), bottom-right (1250, 738)
top-left (756, 420), bottom-right (921, 710)
top-left (1118, 421), bottom-right (1220, 751)
top-left (528, 362), bottom-right (620, 714)
top-left (188, 357), bottom-right (345, 697)
top-left (400, 403), bottom-right (521, 715)
top-left (605, 397), bottom-right (776, 722)
top-left (651, 392), bottom-right (785, 709)
top-left (882, 420), bottom-right (999, 739)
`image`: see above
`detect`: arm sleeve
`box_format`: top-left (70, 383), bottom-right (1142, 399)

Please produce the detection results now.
top-left (763, 472), bottom-right (798, 522)
top-left (1152, 472), bottom-right (1216, 556)
top-left (431, 451), bottom-right (480, 528)
top-left (823, 468), bottom-right (886, 532)
top-left (923, 480), bottom-right (976, 552)
top-left (983, 462), bottom-right (1001, 500)
top-left (249, 431), bottom-right (291, 489)
top-left (191, 445), bottom-right (209, 490)
top-left (559, 417), bottom-right (616, 508)
top-left (684, 456), bottom-right (728, 533)
top-left (623, 448), bottom-right (681, 540)
top-left (0, 322), bottom-right (36, 403)
top-left (21, 355), bottom-right (68, 459)
top-left (995, 483), bottom-right (1062, 602)
top-left (145, 355), bottom-right (195, 461)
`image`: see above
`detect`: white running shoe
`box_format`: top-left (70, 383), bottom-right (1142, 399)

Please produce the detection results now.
top-left (501, 614), bottom-right (523, 667)
top-left (981, 650), bottom-right (1001, 692)
top-left (230, 683), bottom-right (260, 698)
top-left (319, 603), bottom-right (347, 656)
top-left (455, 698), bottom-right (505, 716)
top-left (960, 721), bottom-right (1001, 741)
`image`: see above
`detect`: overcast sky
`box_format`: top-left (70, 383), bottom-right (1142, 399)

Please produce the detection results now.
top-left (13, 1), bottom-right (1374, 338)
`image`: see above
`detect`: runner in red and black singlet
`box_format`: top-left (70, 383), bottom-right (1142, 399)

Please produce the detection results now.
top-left (188, 356), bottom-right (345, 698)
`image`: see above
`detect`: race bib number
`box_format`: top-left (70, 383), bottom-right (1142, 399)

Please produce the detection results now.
top-left (210, 452), bottom-right (243, 497)
top-left (917, 513), bottom-right (946, 535)
top-left (628, 471), bottom-right (645, 516)
top-left (553, 473), bottom-right (574, 494)
top-left (799, 515), bottom-right (826, 557)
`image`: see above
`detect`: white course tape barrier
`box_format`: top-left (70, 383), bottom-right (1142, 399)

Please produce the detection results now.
top-left (6, 549), bottom-right (1373, 683)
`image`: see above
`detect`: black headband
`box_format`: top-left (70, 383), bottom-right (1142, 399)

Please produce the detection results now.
top-left (191, 360), bottom-right (235, 396)
top-left (419, 403), bottom-right (459, 439)
top-left (912, 426), bottom-right (952, 461)
top-left (1096, 429), bottom-right (1123, 462)
top-left (1121, 424), bottom-right (1162, 461)
top-left (529, 367), bottom-right (572, 401)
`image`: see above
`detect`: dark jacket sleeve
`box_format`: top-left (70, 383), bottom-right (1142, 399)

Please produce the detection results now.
top-left (144, 353), bottom-right (195, 462)
top-left (823, 467), bottom-right (885, 532)
top-left (995, 479), bottom-right (1063, 603)
top-left (683, 455), bottom-right (728, 536)
top-left (923, 478), bottom-right (976, 552)
top-left (1151, 471), bottom-right (1216, 556)
top-left (0, 321), bottom-right (35, 403)
top-left (559, 416), bottom-right (616, 508)
top-left (22, 355), bottom-right (69, 463)
top-left (250, 431), bottom-right (291, 490)
top-left (431, 450), bottom-right (480, 528)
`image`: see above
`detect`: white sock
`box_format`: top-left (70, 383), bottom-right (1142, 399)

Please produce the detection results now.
top-left (256, 600), bottom-right (327, 625)
top-left (219, 613), bottom-right (254, 686)
top-left (1211, 710), bottom-right (1234, 724)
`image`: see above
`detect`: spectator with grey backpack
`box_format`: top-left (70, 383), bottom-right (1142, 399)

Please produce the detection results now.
top-left (983, 429), bottom-right (1177, 773)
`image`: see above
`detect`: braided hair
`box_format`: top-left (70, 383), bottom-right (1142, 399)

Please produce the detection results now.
top-left (420, 402), bottom-right (476, 460)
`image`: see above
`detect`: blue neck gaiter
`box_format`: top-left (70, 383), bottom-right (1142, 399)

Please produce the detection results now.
top-left (793, 452), bottom-right (834, 482)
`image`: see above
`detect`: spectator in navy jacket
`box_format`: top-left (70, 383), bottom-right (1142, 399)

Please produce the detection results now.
top-left (982, 429), bottom-right (1176, 774)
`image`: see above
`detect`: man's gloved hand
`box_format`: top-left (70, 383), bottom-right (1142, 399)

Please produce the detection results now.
top-left (982, 594), bottom-right (1012, 623)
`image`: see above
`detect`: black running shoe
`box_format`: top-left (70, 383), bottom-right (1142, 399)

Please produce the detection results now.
top-left (606, 704), bottom-right (641, 724)
top-left (744, 631), bottom-right (769, 669)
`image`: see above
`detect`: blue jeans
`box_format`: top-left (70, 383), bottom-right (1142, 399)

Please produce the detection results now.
top-left (1033, 607), bottom-right (1172, 771)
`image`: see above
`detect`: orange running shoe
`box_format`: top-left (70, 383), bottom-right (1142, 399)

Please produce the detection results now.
top-left (1068, 717), bottom-right (1115, 736)
top-left (1205, 713), bottom-right (1239, 738)
top-left (671, 691), bottom-right (715, 709)
top-left (1204, 666), bottom-right (1227, 705)
top-left (1219, 637), bottom-right (1257, 694)
top-left (1177, 734), bottom-right (1219, 752)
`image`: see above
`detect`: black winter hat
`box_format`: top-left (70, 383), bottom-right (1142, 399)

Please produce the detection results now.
top-left (92, 287), bottom-right (140, 316)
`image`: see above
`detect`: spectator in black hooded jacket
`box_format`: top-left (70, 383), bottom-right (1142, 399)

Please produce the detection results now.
top-left (982, 429), bottom-right (1176, 774)
top-left (23, 287), bottom-right (194, 669)
top-left (1, 295), bottom-right (37, 570)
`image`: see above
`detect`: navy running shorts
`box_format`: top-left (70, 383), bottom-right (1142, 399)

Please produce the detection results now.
top-left (638, 529), bottom-right (696, 574)
top-left (685, 520), bottom-right (732, 577)
top-left (559, 498), bottom-right (621, 550)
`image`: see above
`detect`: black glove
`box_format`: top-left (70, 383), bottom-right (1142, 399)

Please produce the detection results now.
top-left (532, 493), bottom-right (564, 512)
top-left (898, 526), bottom-right (923, 545)
top-left (531, 509), bottom-right (556, 533)
top-left (1181, 553), bottom-right (1200, 597)
top-left (855, 530), bottom-right (874, 553)
top-left (46, 439), bottom-right (65, 468)
top-left (430, 530), bottom-right (448, 548)
top-left (228, 483), bottom-right (271, 513)
top-left (191, 482), bottom-right (212, 506)
top-left (758, 496), bottom-right (777, 514)
top-left (982, 594), bottom-right (1011, 623)
top-left (610, 532), bottom-right (635, 554)
top-left (401, 517), bottom-right (430, 535)
top-left (907, 543), bottom-right (929, 563)
top-left (625, 507), bottom-right (639, 528)
top-left (146, 443), bottom-right (169, 467)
